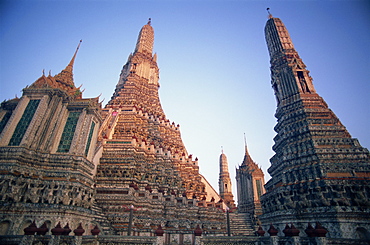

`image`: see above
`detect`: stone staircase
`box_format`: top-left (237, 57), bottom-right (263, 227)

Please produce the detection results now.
top-left (91, 204), bottom-right (113, 235)
top-left (228, 212), bottom-right (256, 236)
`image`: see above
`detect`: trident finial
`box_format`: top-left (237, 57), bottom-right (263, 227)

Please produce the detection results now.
top-left (267, 8), bottom-right (273, 19)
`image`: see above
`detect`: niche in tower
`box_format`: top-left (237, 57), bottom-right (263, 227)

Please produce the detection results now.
top-left (297, 71), bottom-right (310, 93)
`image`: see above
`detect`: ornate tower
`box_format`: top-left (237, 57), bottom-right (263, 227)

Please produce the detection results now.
top-left (260, 14), bottom-right (370, 238)
top-left (94, 20), bottom-right (226, 236)
top-left (236, 142), bottom-right (265, 217)
top-left (218, 150), bottom-right (235, 208)
top-left (0, 42), bottom-right (102, 235)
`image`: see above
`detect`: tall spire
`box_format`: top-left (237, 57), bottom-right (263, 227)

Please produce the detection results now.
top-left (29, 40), bottom-right (82, 98)
top-left (218, 150), bottom-right (235, 207)
top-left (261, 15), bottom-right (370, 239)
top-left (242, 134), bottom-right (254, 167)
top-left (95, 22), bottom-right (227, 234)
top-left (219, 150), bottom-right (229, 174)
top-left (109, 20), bottom-right (161, 115)
top-left (265, 17), bottom-right (316, 106)
top-left (135, 19), bottom-right (154, 55)
top-left (66, 39), bottom-right (82, 74)
top-left (54, 40), bottom-right (82, 87)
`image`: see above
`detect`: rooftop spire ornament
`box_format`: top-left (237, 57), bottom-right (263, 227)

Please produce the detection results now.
top-left (267, 8), bottom-right (272, 18)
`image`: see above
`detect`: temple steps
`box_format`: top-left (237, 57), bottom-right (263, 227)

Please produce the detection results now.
top-left (91, 204), bottom-right (112, 235)
top-left (229, 212), bottom-right (256, 236)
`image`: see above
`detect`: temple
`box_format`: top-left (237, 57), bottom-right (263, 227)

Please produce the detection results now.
top-left (236, 141), bottom-right (265, 218)
top-left (94, 19), bottom-right (226, 239)
top-left (218, 149), bottom-right (235, 208)
top-left (0, 14), bottom-right (369, 245)
top-left (260, 14), bottom-right (370, 239)
top-left (0, 20), bottom-right (226, 243)
top-left (0, 40), bottom-right (102, 234)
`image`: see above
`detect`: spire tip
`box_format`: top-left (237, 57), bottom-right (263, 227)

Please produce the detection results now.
top-left (244, 133), bottom-right (249, 154)
top-left (76, 40), bottom-right (82, 52)
top-left (67, 40), bottom-right (82, 68)
top-left (267, 7), bottom-right (273, 19)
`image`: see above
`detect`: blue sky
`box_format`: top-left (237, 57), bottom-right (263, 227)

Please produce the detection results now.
top-left (1, 0), bottom-right (369, 199)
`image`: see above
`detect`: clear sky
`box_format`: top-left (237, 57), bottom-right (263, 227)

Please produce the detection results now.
top-left (1, 0), bottom-right (369, 201)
